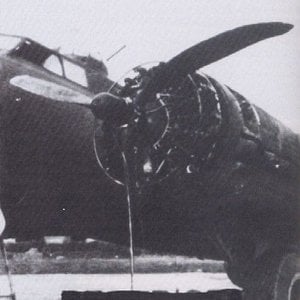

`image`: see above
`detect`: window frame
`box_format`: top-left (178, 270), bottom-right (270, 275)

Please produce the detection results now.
top-left (42, 53), bottom-right (65, 77)
top-left (61, 57), bottom-right (88, 88)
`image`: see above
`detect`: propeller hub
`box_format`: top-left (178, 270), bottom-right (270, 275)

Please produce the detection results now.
top-left (91, 92), bottom-right (133, 127)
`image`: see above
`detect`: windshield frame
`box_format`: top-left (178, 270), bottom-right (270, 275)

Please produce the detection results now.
top-left (0, 33), bottom-right (23, 53)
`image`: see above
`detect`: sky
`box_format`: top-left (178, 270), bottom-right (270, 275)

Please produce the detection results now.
top-left (0, 0), bottom-right (299, 131)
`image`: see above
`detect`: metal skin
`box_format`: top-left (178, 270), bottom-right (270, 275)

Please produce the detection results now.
top-left (0, 23), bottom-right (298, 298)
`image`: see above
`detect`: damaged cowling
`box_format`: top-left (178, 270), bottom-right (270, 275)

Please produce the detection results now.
top-left (89, 22), bottom-right (294, 187)
top-left (91, 68), bottom-right (224, 186)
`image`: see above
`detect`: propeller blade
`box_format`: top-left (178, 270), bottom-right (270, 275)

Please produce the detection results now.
top-left (136, 22), bottom-right (293, 106)
top-left (167, 22), bottom-right (293, 78)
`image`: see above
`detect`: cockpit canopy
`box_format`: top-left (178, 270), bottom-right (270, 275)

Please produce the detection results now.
top-left (0, 33), bottom-right (110, 92)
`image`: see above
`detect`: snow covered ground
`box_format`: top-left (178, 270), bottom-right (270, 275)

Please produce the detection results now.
top-left (0, 272), bottom-right (240, 300)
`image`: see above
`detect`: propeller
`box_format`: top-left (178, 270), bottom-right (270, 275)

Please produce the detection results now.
top-left (89, 22), bottom-right (293, 185)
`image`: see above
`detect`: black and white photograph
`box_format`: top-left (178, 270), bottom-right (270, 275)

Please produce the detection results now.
top-left (0, 1), bottom-right (299, 299)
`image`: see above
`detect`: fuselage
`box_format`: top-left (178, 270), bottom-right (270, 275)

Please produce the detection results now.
top-left (0, 34), bottom-right (298, 266)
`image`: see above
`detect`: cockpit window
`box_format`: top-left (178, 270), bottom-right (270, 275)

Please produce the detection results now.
top-left (43, 54), bottom-right (63, 76)
top-left (63, 59), bottom-right (88, 87)
top-left (43, 55), bottom-right (88, 87)
top-left (0, 35), bottom-right (21, 52)
top-left (4, 35), bottom-right (89, 88)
